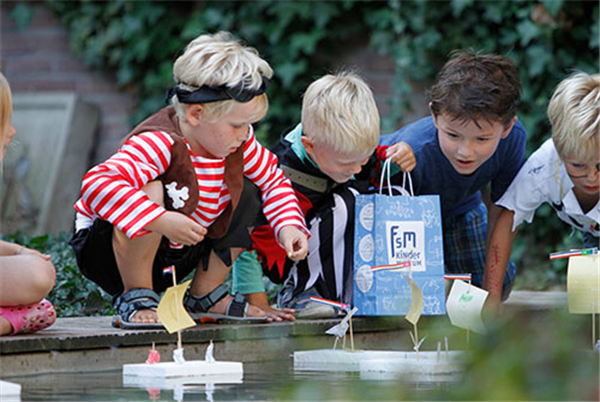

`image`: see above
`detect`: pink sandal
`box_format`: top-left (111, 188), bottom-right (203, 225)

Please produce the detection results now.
top-left (0, 299), bottom-right (56, 335)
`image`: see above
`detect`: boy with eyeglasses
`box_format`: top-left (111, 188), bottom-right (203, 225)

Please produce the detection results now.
top-left (70, 32), bottom-right (309, 328)
top-left (483, 72), bottom-right (600, 307)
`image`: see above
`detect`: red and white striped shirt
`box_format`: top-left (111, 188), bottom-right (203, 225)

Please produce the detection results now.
top-left (74, 127), bottom-right (307, 247)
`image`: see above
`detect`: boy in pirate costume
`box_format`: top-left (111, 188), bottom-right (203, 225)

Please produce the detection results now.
top-left (70, 32), bottom-right (309, 328)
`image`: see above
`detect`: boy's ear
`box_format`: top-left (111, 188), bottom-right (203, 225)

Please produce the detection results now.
top-left (501, 116), bottom-right (518, 139)
top-left (185, 104), bottom-right (204, 126)
top-left (428, 102), bottom-right (439, 127)
top-left (300, 135), bottom-right (315, 155)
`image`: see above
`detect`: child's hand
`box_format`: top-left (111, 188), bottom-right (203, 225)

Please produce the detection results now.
top-left (278, 226), bottom-right (309, 261)
top-left (17, 246), bottom-right (51, 261)
top-left (148, 211), bottom-right (207, 246)
top-left (263, 305), bottom-right (296, 322)
top-left (482, 294), bottom-right (504, 319)
top-left (386, 142), bottom-right (416, 172)
top-left (245, 292), bottom-right (296, 322)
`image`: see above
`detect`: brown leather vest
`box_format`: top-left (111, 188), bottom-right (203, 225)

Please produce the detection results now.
top-left (124, 106), bottom-right (244, 239)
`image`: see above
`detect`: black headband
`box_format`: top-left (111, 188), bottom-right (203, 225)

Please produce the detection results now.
top-left (165, 76), bottom-right (270, 105)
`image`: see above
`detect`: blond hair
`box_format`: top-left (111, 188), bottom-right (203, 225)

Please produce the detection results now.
top-left (171, 31), bottom-right (273, 122)
top-left (0, 72), bottom-right (12, 163)
top-left (301, 72), bottom-right (380, 155)
top-left (549, 72), bottom-right (600, 162)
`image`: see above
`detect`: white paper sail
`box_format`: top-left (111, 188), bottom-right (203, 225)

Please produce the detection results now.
top-left (567, 254), bottom-right (600, 314)
top-left (326, 321), bottom-right (349, 338)
top-left (325, 307), bottom-right (359, 338)
top-left (205, 340), bottom-right (215, 363)
top-left (446, 280), bottom-right (488, 334)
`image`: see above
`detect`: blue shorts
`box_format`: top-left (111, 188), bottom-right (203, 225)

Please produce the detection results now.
top-left (443, 202), bottom-right (517, 301)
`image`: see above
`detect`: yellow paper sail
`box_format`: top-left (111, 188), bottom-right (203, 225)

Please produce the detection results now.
top-left (156, 279), bottom-right (196, 334)
top-left (567, 254), bottom-right (600, 314)
top-left (405, 276), bottom-right (423, 325)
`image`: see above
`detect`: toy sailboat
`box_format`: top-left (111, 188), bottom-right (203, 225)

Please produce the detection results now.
top-left (294, 271), bottom-right (464, 377)
top-left (553, 247), bottom-right (600, 348)
top-left (123, 266), bottom-right (243, 379)
top-left (445, 273), bottom-right (488, 348)
top-left (358, 272), bottom-right (464, 379)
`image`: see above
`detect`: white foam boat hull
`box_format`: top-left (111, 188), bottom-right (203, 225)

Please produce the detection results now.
top-left (123, 360), bottom-right (243, 379)
top-left (0, 380), bottom-right (22, 401)
top-left (294, 349), bottom-right (463, 374)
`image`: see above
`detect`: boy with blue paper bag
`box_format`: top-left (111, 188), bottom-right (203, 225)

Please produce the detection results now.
top-left (381, 51), bottom-right (527, 303)
top-left (353, 158), bottom-right (447, 316)
top-left (232, 72), bottom-right (416, 319)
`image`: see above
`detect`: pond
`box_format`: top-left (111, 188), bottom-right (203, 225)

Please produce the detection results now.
top-left (5, 309), bottom-right (600, 401)
top-left (7, 359), bottom-right (456, 402)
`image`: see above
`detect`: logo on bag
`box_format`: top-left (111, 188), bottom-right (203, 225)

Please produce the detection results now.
top-left (386, 221), bottom-right (426, 271)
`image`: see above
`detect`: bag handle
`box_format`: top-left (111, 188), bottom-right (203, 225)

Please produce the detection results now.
top-left (379, 157), bottom-right (414, 197)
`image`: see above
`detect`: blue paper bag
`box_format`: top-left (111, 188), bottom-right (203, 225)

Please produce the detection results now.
top-left (353, 169), bottom-right (446, 316)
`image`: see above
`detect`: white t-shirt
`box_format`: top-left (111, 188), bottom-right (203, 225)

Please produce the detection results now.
top-left (497, 138), bottom-right (599, 236)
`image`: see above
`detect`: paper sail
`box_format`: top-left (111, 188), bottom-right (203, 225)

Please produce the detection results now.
top-left (404, 276), bottom-right (423, 325)
top-left (205, 340), bottom-right (215, 363)
top-left (567, 254), bottom-right (600, 314)
top-left (326, 320), bottom-right (349, 338)
top-left (156, 279), bottom-right (196, 334)
top-left (325, 307), bottom-right (359, 338)
top-left (446, 280), bottom-right (488, 334)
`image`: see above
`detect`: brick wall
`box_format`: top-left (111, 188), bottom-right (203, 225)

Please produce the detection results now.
top-left (1, 3), bottom-right (426, 166)
top-left (332, 41), bottom-right (429, 132)
top-left (1, 2), bottom-right (136, 165)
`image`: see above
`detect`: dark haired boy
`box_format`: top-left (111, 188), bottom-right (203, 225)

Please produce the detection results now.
top-left (381, 52), bottom-right (527, 301)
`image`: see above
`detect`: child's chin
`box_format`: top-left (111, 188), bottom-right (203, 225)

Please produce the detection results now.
top-left (335, 175), bottom-right (352, 183)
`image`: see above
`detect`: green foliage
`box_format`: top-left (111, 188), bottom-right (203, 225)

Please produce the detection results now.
top-left (15, 0), bottom-right (599, 290)
top-left (276, 310), bottom-right (597, 400)
top-left (3, 232), bottom-right (113, 317)
top-left (43, 0), bottom-right (597, 143)
top-left (445, 310), bottom-right (598, 400)
top-left (9, 3), bottom-right (35, 30)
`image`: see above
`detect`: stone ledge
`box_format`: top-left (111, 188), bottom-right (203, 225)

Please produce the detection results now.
top-left (0, 290), bottom-right (567, 356)
top-left (0, 316), bottom-right (407, 355)
top-left (504, 290), bottom-right (567, 310)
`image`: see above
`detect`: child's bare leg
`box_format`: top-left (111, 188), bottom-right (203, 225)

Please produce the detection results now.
top-left (0, 318), bottom-right (12, 336)
top-left (0, 254), bottom-right (55, 335)
top-left (0, 255), bottom-right (55, 305)
top-left (189, 248), bottom-right (265, 318)
top-left (111, 181), bottom-right (163, 324)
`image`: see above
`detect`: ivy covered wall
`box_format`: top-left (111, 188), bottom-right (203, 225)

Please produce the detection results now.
top-left (44, 1), bottom-right (598, 143)
top-left (5, 0), bottom-right (600, 291)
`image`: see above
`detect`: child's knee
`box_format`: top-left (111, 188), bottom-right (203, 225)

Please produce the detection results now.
top-left (29, 259), bottom-right (55, 298)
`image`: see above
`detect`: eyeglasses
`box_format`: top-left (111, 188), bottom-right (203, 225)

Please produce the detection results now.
top-left (165, 76), bottom-right (270, 104)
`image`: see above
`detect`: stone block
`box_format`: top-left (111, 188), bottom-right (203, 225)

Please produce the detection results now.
top-left (1, 92), bottom-right (98, 234)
